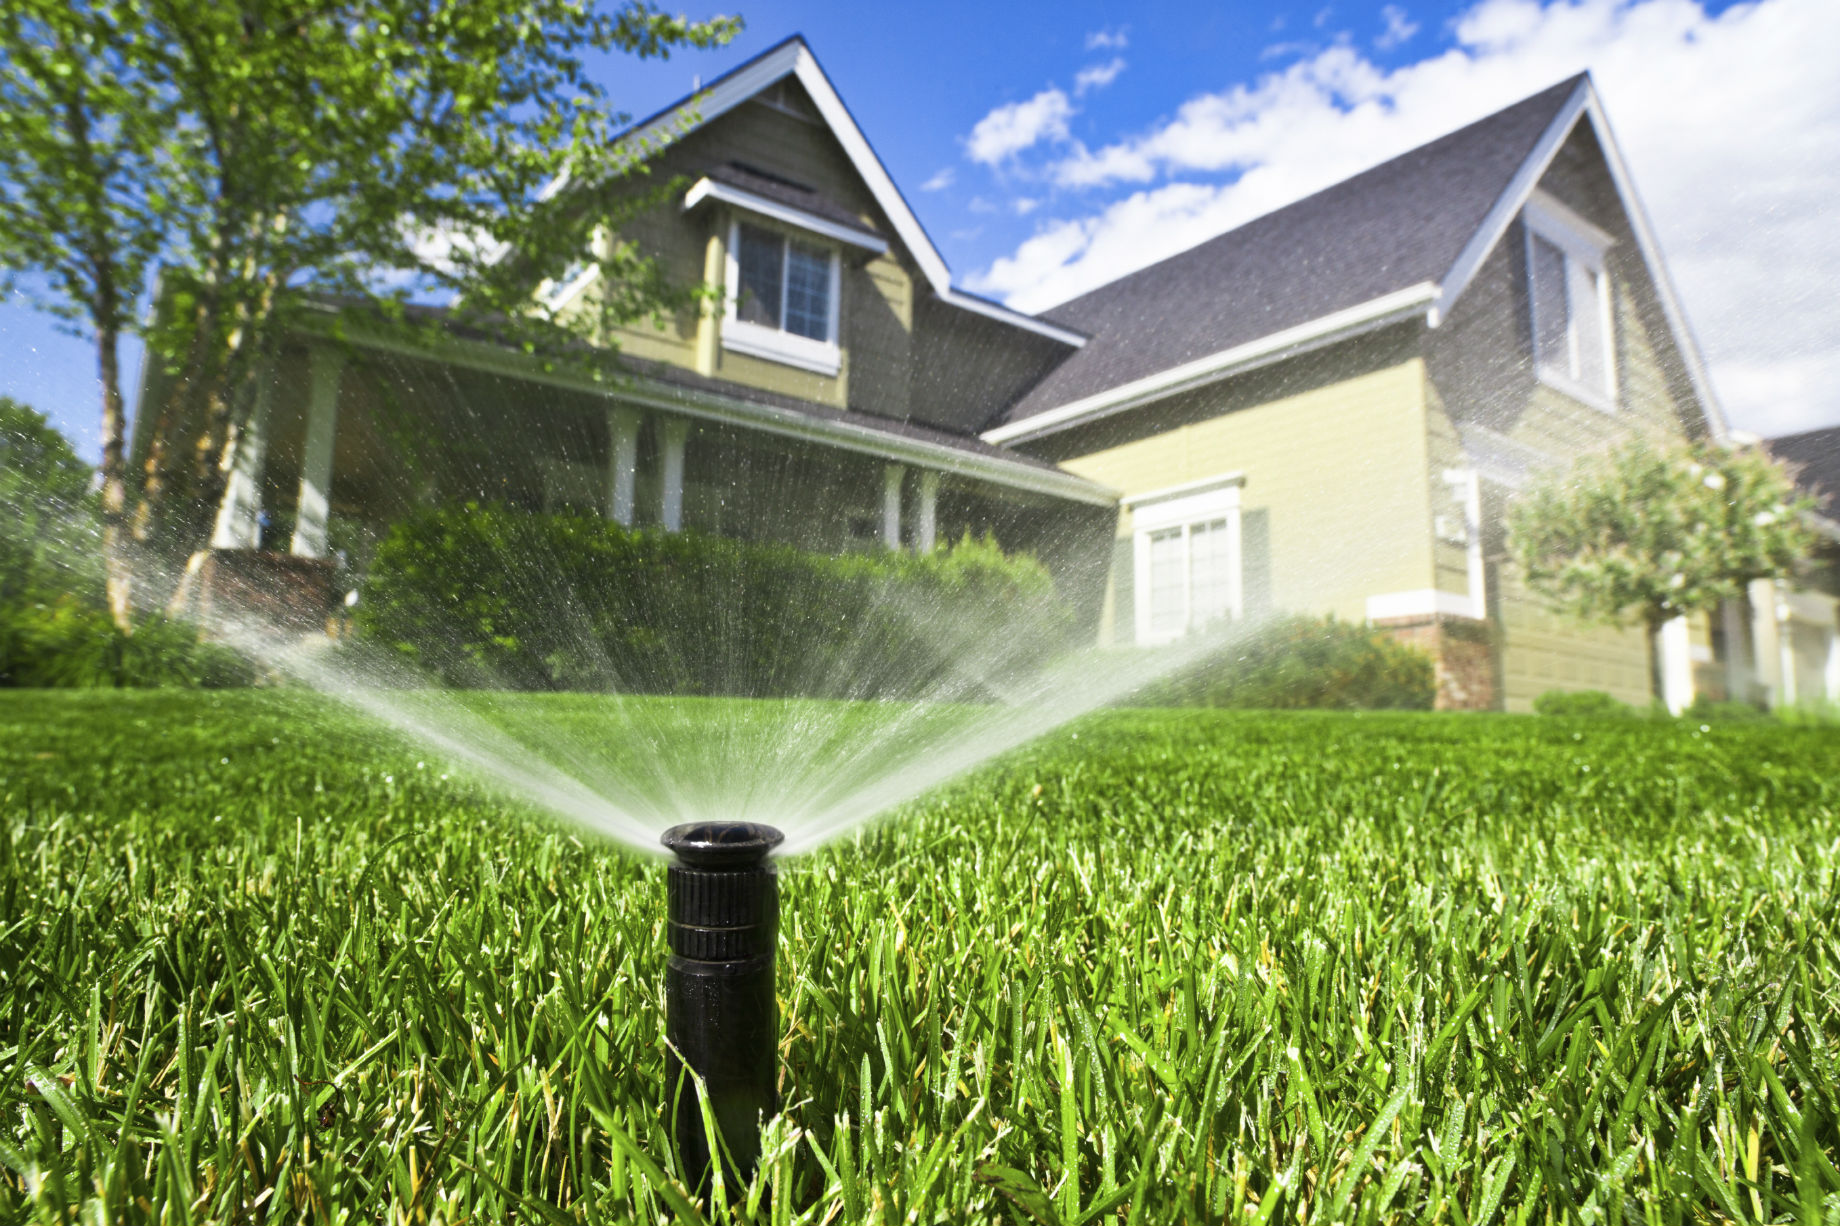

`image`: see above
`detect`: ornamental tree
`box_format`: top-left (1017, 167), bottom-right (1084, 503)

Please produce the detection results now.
top-left (0, 0), bottom-right (739, 625)
top-left (1506, 436), bottom-right (1819, 699)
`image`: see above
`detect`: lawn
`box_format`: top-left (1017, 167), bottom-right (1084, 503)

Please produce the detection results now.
top-left (3, 690), bottom-right (1839, 1223)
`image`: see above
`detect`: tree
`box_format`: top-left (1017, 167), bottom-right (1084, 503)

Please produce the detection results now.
top-left (0, 0), bottom-right (740, 625)
top-left (0, 397), bottom-right (98, 606)
top-left (1506, 436), bottom-right (1819, 702)
top-left (0, 2), bottom-right (166, 625)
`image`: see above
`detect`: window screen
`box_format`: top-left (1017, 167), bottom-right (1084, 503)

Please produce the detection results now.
top-left (1530, 233), bottom-right (1568, 375)
top-left (784, 240), bottom-right (831, 340)
top-left (1188, 518), bottom-right (1234, 627)
top-left (736, 224), bottom-right (783, 328)
top-left (1568, 260), bottom-right (1607, 390)
top-left (1148, 528), bottom-right (1186, 637)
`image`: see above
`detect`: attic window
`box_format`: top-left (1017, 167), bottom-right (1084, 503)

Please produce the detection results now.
top-left (724, 221), bottom-right (841, 376)
top-left (1524, 189), bottom-right (1616, 411)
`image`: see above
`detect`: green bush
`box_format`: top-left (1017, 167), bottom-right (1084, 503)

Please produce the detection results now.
top-left (0, 601), bottom-right (255, 688)
top-left (355, 504), bottom-right (1073, 696)
top-left (1682, 695), bottom-right (1771, 723)
top-left (1532, 688), bottom-right (1640, 718)
top-left (1135, 613), bottom-right (1436, 710)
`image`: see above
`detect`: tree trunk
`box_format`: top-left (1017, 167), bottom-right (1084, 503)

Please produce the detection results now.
top-left (97, 321), bottom-right (134, 631)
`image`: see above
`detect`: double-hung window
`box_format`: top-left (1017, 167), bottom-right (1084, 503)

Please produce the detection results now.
top-left (1523, 189), bottom-right (1616, 410)
top-left (725, 221), bottom-right (842, 376)
top-left (1127, 474), bottom-right (1246, 646)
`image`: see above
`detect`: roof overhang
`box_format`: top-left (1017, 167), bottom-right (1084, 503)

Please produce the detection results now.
top-left (982, 282), bottom-right (1437, 446)
top-left (987, 73), bottom-right (1728, 451)
top-left (1431, 76), bottom-right (1728, 441)
top-left (613, 38), bottom-right (1085, 349)
top-left (296, 309), bottom-right (1117, 508)
top-left (683, 177), bottom-right (887, 254)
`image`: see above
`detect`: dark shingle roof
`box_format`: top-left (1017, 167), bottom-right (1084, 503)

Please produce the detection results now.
top-left (1770, 425), bottom-right (1840, 514)
top-left (703, 161), bottom-right (883, 241)
top-left (999, 75), bottom-right (1585, 426)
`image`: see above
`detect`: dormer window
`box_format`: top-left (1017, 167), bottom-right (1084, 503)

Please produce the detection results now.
top-left (1524, 189), bottom-right (1616, 411)
top-left (723, 221), bottom-right (843, 376)
top-left (683, 168), bottom-right (889, 378)
top-left (735, 223), bottom-right (834, 341)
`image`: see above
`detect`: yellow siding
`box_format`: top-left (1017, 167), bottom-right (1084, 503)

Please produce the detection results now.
top-left (1046, 341), bottom-right (1435, 638)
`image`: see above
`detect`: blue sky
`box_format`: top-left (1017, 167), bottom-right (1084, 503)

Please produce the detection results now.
top-left (7, 0), bottom-right (1836, 457)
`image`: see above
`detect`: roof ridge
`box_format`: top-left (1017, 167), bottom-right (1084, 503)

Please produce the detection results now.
top-left (1040, 72), bottom-right (1587, 324)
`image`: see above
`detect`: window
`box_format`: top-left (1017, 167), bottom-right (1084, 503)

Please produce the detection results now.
top-left (1126, 474), bottom-right (1246, 646)
top-left (1524, 190), bottom-right (1615, 409)
top-left (725, 221), bottom-right (841, 375)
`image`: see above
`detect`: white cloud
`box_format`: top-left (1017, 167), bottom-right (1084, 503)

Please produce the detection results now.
top-left (968, 0), bottom-right (1840, 436)
top-left (1075, 57), bottom-right (1128, 95)
top-left (921, 166), bottom-right (955, 192)
top-left (1377, 5), bottom-right (1421, 49)
top-left (1086, 27), bottom-right (1128, 51)
top-left (964, 88), bottom-right (1074, 165)
top-left (1013, 197), bottom-right (1043, 216)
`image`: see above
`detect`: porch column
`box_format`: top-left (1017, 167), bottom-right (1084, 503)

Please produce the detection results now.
top-left (606, 407), bottom-right (640, 526)
top-left (1658, 614), bottom-right (1694, 715)
top-left (290, 347), bottom-right (345, 558)
top-left (916, 469), bottom-right (940, 553)
top-left (210, 369), bottom-right (274, 549)
top-left (882, 463), bottom-right (905, 551)
top-left (659, 418), bottom-right (688, 532)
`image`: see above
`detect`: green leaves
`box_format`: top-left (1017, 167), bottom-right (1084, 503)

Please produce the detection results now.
top-left (1507, 436), bottom-right (1819, 636)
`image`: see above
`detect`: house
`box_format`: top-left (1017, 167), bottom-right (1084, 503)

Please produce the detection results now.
top-left (147, 36), bottom-right (1840, 711)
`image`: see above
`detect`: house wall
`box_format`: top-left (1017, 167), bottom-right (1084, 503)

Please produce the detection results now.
top-left (1423, 121), bottom-right (1715, 711)
top-left (1027, 327), bottom-right (1435, 644)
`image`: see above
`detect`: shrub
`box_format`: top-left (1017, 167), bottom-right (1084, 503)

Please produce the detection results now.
top-left (1135, 614), bottom-right (1436, 710)
top-left (0, 601), bottom-right (254, 689)
top-left (1533, 689), bottom-right (1640, 718)
top-left (1682, 695), bottom-right (1771, 723)
top-left (355, 504), bottom-right (1073, 696)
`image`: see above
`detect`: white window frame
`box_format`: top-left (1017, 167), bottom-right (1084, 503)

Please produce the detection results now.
top-left (723, 218), bottom-right (843, 377)
top-left (1524, 188), bottom-right (1617, 413)
top-left (1125, 473), bottom-right (1246, 646)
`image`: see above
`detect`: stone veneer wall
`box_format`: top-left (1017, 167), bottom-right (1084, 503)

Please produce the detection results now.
top-left (1376, 615), bottom-right (1497, 711)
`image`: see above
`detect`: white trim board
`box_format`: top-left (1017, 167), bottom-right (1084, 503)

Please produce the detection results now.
top-left (1366, 589), bottom-right (1479, 621)
top-left (611, 38), bottom-right (1084, 349)
top-left (982, 284), bottom-right (1437, 446)
top-left (684, 178), bottom-right (887, 253)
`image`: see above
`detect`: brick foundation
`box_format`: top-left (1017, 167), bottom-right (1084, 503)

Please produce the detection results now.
top-left (169, 549), bottom-right (339, 635)
top-left (1375, 614), bottom-right (1497, 711)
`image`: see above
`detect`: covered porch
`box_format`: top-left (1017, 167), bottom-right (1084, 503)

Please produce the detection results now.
top-left (185, 324), bottom-right (1116, 630)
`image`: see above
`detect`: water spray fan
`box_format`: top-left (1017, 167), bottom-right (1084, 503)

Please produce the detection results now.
top-left (660, 821), bottom-right (783, 1194)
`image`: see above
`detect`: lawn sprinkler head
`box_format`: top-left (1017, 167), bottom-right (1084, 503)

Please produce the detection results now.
top-left (661, 822), bottom-right (783, 1195)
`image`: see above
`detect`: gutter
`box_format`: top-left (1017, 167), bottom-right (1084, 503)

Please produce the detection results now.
top-left (295, 311), bottom-right (1118, 508)
top-left (982, 282), bottom-right (1438, 446)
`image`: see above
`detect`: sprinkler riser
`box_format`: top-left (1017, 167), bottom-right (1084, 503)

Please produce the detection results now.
top-left (660, 823), bottom-right (783, 1196)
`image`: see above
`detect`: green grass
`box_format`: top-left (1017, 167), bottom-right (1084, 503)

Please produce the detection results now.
top-left (3, 690), bottom-right (1840, 1224)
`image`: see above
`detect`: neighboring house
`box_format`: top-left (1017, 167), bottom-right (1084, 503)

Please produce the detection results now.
top-left (143, 36), bottom-right (1838, 711)
top-left (1761, 426), bottom-right (1840, 707)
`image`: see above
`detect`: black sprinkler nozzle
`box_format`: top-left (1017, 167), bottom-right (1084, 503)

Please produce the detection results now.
top-left (661, 822), bottom-right (783, 1196)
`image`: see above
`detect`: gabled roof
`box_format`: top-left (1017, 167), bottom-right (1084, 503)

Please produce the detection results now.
top-left (986, 74), bottom-right (1725, 445)
top-left (620, 36), bottom-right (1085, 349)
top-left (1770, 424), bottom-right (1840, 514)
